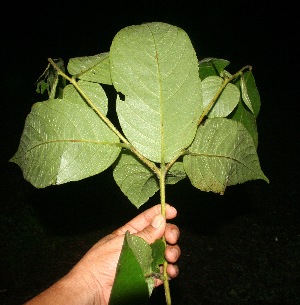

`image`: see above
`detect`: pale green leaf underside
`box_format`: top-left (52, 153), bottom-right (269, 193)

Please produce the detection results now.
top-left (126, 232), bottom-right (155, 295)
top-left (183, 118), bottom-right (269, 194)
top-left (110, 22), bottom-right (202, 163)
top-left (202, 76), bottom-right (240, 118)
top-left (10, 96), bottom-right (120, 188)
top-left (67, 52), bottom-right (112, 85)
top-left (113, 152), bottom-right (159, 208)
top-left (166, 161), bottom-right (186, 184)
top-left (63, 80), bottom-right (108, 115)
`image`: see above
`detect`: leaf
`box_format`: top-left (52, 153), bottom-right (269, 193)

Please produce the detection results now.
top-left (150, 239), bottom-right (165, 274)
top-left (109, 232), bottom-right (165, 304)
top-left (166, 161), bottom-right (186, 184)
top-left (109, 232), bottom-right (150, 305)
top-left (202, 76), bottom-right (240, 118)
top-left (113, 151), bottom-right (159, 208)
top-left (229, 97), bottom-right (258, 148)
top-left (67, 52), bottom-right (112, 85)
top-left (183, 118), bottom-right (269, 194)
top-left (110, 22), bottom-right (202, 163)
top-left (198, 57), bottom-right (230, 80)
top-left (240, 71), bottom-right (261, 117)
top-left (126, 232), bottom-right (155, 295)
top-left (36, 58), bottom-right (66, 98)
top-left (10, 88), bottom-right (121, 188)
top-left (63, 80), bottom-right (108, 115)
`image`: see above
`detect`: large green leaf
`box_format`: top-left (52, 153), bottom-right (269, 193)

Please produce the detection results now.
top-left (113, 151), bottom-right (159, 208)
top-left (110, 22), bottom-right (202, 163)
top-left (67, 52), bottom-right (112, 85)
top-left (183, 118), bottom-right (269, 194)
top-left (202, 76), bottom-right (240, 118)
top-left (10, 85), bottom-right (120, 188)
top-left (109, 232), bottom-right (150, 305)
top-left (109, 232), bottom-right (165, 305)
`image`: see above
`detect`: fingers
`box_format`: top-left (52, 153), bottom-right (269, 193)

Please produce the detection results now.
top-left (165, 223), bottom-right (180, 245)
top-left (166, 263), bottom-right (179, 278)
top-left (116, 204), bottom-right (177, 235)
top-left (165, 245), bottom-right (181, 263)
top-left (134, 214), bottom-right (166, 244)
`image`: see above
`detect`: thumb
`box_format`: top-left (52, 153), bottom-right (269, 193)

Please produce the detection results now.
top-left (135, 214), bottom-right (166, 244)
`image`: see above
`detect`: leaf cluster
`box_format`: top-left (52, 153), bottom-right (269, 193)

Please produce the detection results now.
top-left (10, 22), bottom-right (268, 207)
top-left (10, 22), bottom-right (269, 304)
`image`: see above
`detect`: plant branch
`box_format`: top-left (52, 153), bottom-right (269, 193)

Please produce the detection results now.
top-left (48, 58), bottom-right (160, 177)
top-left (197, 65), bottom-right (252, 126)
top-left (159, 164), bottom-right (172, 305)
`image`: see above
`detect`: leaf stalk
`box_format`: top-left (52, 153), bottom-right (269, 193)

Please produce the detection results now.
top-left (48, 58), bottom-right (160, 177)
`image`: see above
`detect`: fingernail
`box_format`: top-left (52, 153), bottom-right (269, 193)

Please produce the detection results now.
top-left (151, 215), bottom-right (163, 229)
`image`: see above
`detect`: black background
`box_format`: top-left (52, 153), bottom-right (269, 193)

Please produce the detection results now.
top-left (1, 1), bottom-right (299, 304)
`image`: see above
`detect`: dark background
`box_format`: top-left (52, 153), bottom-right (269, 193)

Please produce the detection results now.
top-left (1, 1), bottom-right (299, 304)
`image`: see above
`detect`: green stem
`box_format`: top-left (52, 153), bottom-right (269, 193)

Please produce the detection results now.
top-left (159, 164), bottom-right (171, 305)
top-left (48, 58), bottom-right (160, 177)
top-left (197, 65), bottom-right (252, 126)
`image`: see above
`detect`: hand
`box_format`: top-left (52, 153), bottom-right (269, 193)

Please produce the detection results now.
top-left (74, 204), bottom-right (180, 304)
top-left (25, 204), bottom-right (180, 305)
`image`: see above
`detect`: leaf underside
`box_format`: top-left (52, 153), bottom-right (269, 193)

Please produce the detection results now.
top-left (110, 22), bottom-right (203, 163)
top-left (10, 85), bottom-right (120, 188)
top-left (113, 151), bottom-right (159, 208)
top-left (67, 52), bottom-right (112, 85)
top-left (183, 118), bottom-right (269, 194)
top-left (201, 76), bottom-right (240, 118)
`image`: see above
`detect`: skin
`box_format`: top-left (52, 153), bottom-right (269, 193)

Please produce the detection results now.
top-left (24, 204), bottom-right (180, 305)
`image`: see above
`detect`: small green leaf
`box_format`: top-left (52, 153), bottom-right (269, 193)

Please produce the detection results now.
top-left (10, 92), bottom-right (120, 188)
top-left (110, 22), bottom-right (202, 163)
top-left (67, 52), bottom-right (112, 85)
top-left (166, 161), bottom-right (186, 184)
top-left (198, 57), bottom-right (230, 80)
top-left (109, 232), bottom-right (150, 305)
top-left (113, 151), bottom-right (159, 208)
top-left (183, 118), bottom-right (269, 194)
top-left (240, 71), bottom-right (261, 117)
top-left (36, 80), bottom-right (48, 95)
top-left (229, 97), bottom-right (258, 148)
top-left (151, 239), bottom-right (165, 274)
top-left (126, 232), bottom-right (156, 295)
top-left (36, 58), bottom-right (66, 98)
top-left (202, 76), bottom-right (240, 118)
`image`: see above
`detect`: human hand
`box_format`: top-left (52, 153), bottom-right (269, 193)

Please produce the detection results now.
top-left (71, 204), bottom-right (180, 305)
